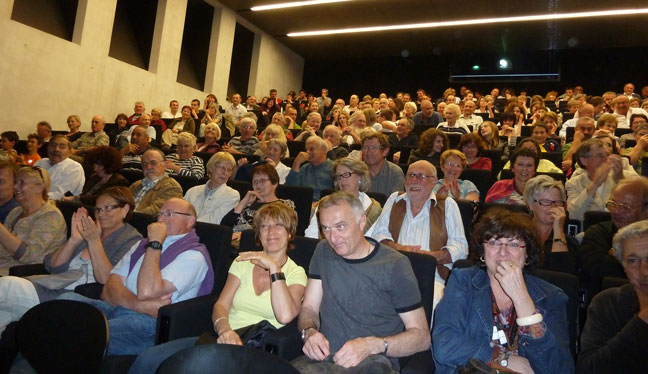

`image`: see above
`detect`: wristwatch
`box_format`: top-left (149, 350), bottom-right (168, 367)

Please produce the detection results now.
top-left (301, 327), bottom-right (315, 343)
top-left (146, 241), bottom-right (163, 250)
top-left (500, 352), bottom-right (510, 368)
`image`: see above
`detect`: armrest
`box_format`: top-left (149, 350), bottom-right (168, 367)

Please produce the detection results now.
top-left (262, 319), bottom-right (302, 361)
top-left (9, 263), bottom-right (47, 277)
top-left (155, 294), bottom-right (217, 345)
top-left (74, 282), bottom-right (103, 299)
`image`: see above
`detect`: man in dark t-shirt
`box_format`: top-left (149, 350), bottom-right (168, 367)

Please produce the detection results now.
top-left (294, 192), bottom-right (430, 373)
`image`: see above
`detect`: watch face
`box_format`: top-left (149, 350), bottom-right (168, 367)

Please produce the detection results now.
top-left (500, 359), bottom-right (508, 367)
top-left (147, 241), bottom-right (163, 250)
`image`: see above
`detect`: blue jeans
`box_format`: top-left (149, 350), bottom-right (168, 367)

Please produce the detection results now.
top-left (57, 292), bottom-right (157, 356)
top-left (128, 336), bottom-right (198, 374)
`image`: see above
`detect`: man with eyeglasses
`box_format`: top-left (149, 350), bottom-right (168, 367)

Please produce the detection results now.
top-left (129, 149), bottom-right (182, 215)
top-left (579, 177), bottom-right (648, 302)
top-left (561, 116), bottom-right (596, 172)
top-left (286, 136), bottom-right (333, 201)
top-left (223, 117), bottom-right (259, 155)
top-left (361, 132), bottom-right (404, 197)
top-left (367, 160), bottom-right (467, 319)
top-left (578, 219), bottom-right (648, 373)
top-left (59, 198), bottom-right (214, 355)
top-left (35, 135), bottom-right (85, 200)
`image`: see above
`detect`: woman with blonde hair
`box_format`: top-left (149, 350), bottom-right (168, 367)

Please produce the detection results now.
top-left (0, 166), bottom-right (66, 272)
top-left (434, 149), bottom-right (480, 202)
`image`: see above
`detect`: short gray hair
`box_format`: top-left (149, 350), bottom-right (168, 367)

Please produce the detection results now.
top-left (240, 117), bottom-right (257, 129)
top-left (613, 220), bottom-right (648, 262)
top-left (523, 175), bottom-right (566, 208)
top-left (332, 157), bottom-right (371, 192)
top-left (306, 135), bottom-right (328, 151)
top-left (318, 191), bottom-right (365, 222)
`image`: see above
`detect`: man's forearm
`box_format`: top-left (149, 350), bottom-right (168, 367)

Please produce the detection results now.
top-left (373, 325), bottom-right (430, 358)
top-left (102, 275), bottom-right (139, 310)
top-left (298, 305), bottom-right (321, 332)
top-left (136, 249), bottom-right (168, 300)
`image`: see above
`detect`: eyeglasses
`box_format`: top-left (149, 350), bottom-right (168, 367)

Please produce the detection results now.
top-left (622, 255), bottom-right (648, 268)
top-left (606, 200), bottom-right (644, 213)
top-left (483, 240), bottom-right (526, 250)
top-left (406, 173), bottom-right (434, 181)
top-left (444, 162), bottom-right (462, 169)
top-left (241, 125), bottom-right (256, 130)
top-left (252, 178), bottom-right (270, 185)
top-left (362, 145), bottom-right (383, 151)
top-left (333, 172), bottom-right (355, 181)
top-left (534, 199), bottom-right (564, 207)
top-left (95, 204), bottom-right (124, 214)
top-left (156, 211), bottom-right (192, 219)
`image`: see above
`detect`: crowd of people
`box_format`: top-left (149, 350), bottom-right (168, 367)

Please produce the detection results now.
top-left (0, 83), bottom-right (647, 373)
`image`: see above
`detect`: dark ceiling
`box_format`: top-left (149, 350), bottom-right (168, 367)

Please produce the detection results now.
top-left (219, 0), bottom-right (648, 59)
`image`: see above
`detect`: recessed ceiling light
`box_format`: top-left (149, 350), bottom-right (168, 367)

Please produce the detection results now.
top-left (287, 8), bottom-right (648, 37)
top-left (251, 0), bottom-right (350, 12)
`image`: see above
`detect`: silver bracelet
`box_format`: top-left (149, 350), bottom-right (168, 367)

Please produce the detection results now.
top-left (382, 338), bottom-right (388, 355)
top-left (213, 316), bottom-right (228, 331)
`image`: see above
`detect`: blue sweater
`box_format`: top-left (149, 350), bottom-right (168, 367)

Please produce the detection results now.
top-left (286, 159), bottom-right (333, 201)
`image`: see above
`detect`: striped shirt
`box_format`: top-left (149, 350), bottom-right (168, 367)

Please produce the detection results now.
top-left (165, 154), bottom-right (205, 179)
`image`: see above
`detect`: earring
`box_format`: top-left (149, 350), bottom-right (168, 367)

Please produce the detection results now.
top-left (479, 256), bottom-right (485, 263)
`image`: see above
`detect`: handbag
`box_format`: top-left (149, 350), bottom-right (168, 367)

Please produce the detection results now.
top-left (195, 320), bottom-right (277, 349)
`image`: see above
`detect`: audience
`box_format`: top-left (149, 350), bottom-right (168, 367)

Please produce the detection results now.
top-left (195, 122), bottom-right (221, 153)
top-left (388, 117), bottom-right (418, 149)
top-left (577, 219), bottom-right (648, 373)
top-left (222, 164), bottom-right (295, 240)
top-left (0, 131), bottom-right (19, 163)
top-left (286, 136), bottom-right (333, 201)
top-left (65, 115), bottom-right (82, 142)
top-left (408, 128), bottom-right (448, 169)
top-left (0, 187), bottom-right (142, 332)
top-left (368, 159), bottom-right (468, 315)
top-left (183, 152), bottom-right (239, 225)
top-left (294, 192), bottom-right (430, 373)
top-left (161, 106), bottom-right (195, 148)
top-left (59, 198), bottom-right (214, 355)
top-left (523, 175), bottom-right (578, 274)
top-left (0, 166), bottom-right (66, 274)
top-left (164, 133), bottom-right (205, 179)
top-left (35, 135), bottom-right (85, 200)
top-left (486, 147), bottom-right (538, 205)
top-left (70, 115), bottom-right (110, 157)
top-left (21, 133), bottom-right (42, 166)
top-left (459, 133), bottom-right (492, 171)
top-left (566, 138), bottom-right (637, 222)
top-left (66, 146), bottom-right (129, 206)
top-left (128, 101), bottom-right (146, 125)
top-left (129, 149), bottom-right (183, 215)
top-left (130, 202), bottom-right (306, 372)
top-left (433, 149), bottom-right (480, 202)
top-left (304, 157), bottom-right (382, 239)
top-left (223, 117), bottom-right (259, 155)
top-left (0, 162), bottom-right (18, 223)
top-left (322, 125), bottom-right (349, 160)
top-left (120, 125), bottom-right (153, 170)
top-left (433, 209), bottom-right (574, 373)
top-left (437, 103), bottom-right (470, 135)
top-left (36, 121), bottom-right (52, 143)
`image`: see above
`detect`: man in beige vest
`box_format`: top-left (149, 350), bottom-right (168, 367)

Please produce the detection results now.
top-left (367, 160), bottom-right (468, 320)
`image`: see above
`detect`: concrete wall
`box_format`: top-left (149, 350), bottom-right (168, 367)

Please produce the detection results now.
top-left (0, 0), bottom-right (304, 137)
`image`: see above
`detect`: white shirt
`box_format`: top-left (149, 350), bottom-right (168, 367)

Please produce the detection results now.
top-left (35, 157), bottom-right (85, 200)
top-left (127, 124), bottom-right (157, 140)
top-left (304, 192), bottom-right (372, 239)
top-left (111, 234), bottom-right (208, 303)
top-left (225, 103), bottom-right (248, 124)
top-left (559, 117), bottom-right (579, 139)
top-left (366, 191), bottom-right (468, 283)
top-left (161, 111), bottom-right (182, 119)
top-left (183, 183), bottom-right (240, 224)
top-left (275, 162), bottom-right (291, 184)
top-left (457, 114), bottom-right (483, 129)
top-left (614, 107), bottom-right (648, 129)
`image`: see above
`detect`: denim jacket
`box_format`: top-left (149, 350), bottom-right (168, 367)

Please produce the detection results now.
top-left (432, 266), bottom-right (574, 374)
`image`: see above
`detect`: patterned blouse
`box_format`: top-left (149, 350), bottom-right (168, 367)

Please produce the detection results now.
top-left (165, 154), bottom-right (205, 179)
top-left (0, 202), bottom-right (67, 271)
top-left (432, 179), bottom-right (480, 200)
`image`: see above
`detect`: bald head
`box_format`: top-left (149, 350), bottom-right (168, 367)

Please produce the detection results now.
top-left (578, 104), bottom-right (594, 118)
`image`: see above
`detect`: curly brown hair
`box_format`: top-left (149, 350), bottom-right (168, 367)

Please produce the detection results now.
top-left (418, 128), bottom-right (448, 156)
top-left (85, 146), bottom-right (122, 174)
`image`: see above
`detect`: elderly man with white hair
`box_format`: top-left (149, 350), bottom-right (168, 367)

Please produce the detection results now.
top-left (286, 136), bottom-right (333, 201)
top-left (577, 219), bottom-right (648, 373)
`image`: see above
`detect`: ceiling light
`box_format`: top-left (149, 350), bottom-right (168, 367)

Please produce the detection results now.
top-left (251, 0), bottom-right (350, 12)
top-left (287, 8), bottom-right (648, 37)
top-left (498, 59), bottom-right (510, 69)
